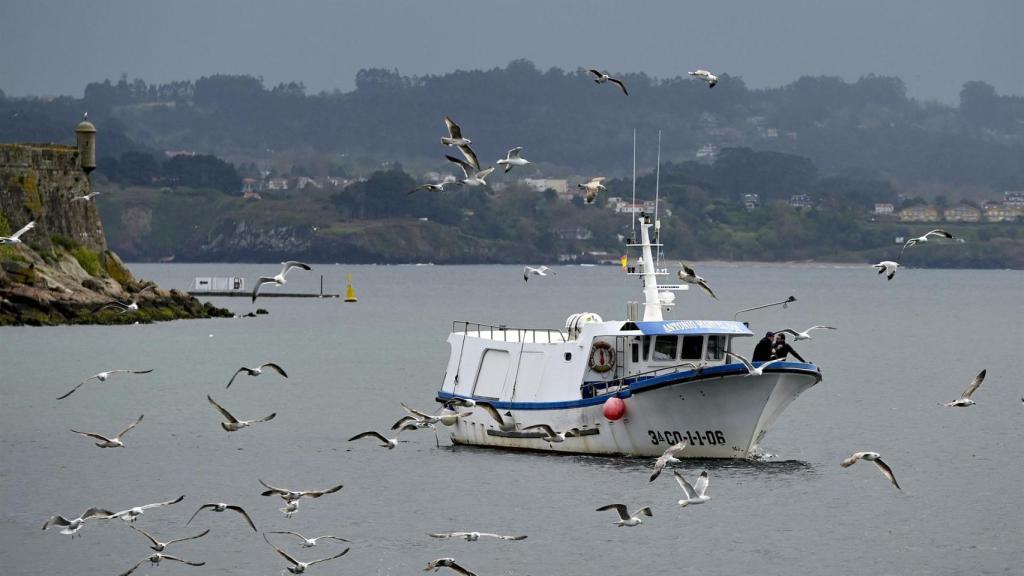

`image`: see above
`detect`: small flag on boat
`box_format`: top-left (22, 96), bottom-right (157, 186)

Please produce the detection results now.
top-left (620, 254), bottom-right (628, 270)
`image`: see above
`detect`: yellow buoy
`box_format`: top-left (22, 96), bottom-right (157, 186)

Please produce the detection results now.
top-left (344, 273), bottom-right (358, 302)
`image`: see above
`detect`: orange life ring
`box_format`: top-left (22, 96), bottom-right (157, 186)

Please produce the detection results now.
top-left (589, 341), bottom-right (616, 373)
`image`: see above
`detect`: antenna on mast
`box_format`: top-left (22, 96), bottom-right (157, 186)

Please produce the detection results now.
top-left (631, 128), bottom-right (636, 240)
top-left (654, 130), bottom-right (662, 264)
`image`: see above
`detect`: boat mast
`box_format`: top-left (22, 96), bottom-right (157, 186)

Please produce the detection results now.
top-left (654, 130), bottom-right (662, 265)
top-left (638, 215), bottom-right (663, 321)
top-left (631, 128), bottom-right (636, 240)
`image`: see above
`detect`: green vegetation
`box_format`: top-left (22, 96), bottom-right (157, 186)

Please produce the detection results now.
top-left (70, 246), bottom-right (102, 276)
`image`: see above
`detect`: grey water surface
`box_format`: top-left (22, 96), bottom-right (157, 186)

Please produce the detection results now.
top-left (1, 263), bottom-right (1021, 575)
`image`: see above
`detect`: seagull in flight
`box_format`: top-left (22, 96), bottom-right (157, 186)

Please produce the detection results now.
top-left (424, 557), bottom-right (479, 576)
top-left (57, 369), bottom-right (154, 400)
top-left (496, 147), bottom-right (531, 173)
top-left (441, 116), bottom-right (472, 148)
top-left (689, 69), bottom-right (719, 88)
top-left (522, 424), bottom-right (581, 443)
top-left (445, 155), bottom-right (494, 187)
top-left (588, 69), bottom-right (628, 95)
top-left (97, 299), bottom-right (139, 314)
top-left (595, 504), bottom-right (652, 527)
top-left (840, 451), bottom-right (900, 490)
top-left (429, 531), bottom-right (527, 541)
top-left (129, 525), bottom-right (210, 552)
top-left (108, 495), bottom-right (186, 523)
top-left (348, 427), bottom-right (415, 449)
top-left (259, 479), bottom-right (344, 502)
top-left (676, 261), bottom-right (717, 299)
top-left (267, 531), bottom-right (350, 548)
top-left (42, 507), bottom-right (114, 537)
top-left (774, 326), bottom-right (837, 341)
top-left (474, 400), bottom-right (516, 432)
top-left (673, 471), bottom-right (711, 506)
top-left (943, 369), bottom-right (986, 407)
top-left (0, 220), bottom-right (35, 244)
top-left (899, 229), bottom-right (954, 259)
top-left (207, 395), bottom-right (276, 431)
top-left (187, 502), bottom-right (257, 531)
top-left (649, 440), bottom-right (687, 482)
top-left (399, 403), bottom-right (471, 427)
top-left (872, 260), bottom-right (899, 280)
top-left (409, 180), bottom-right (460, 195)
top-left (263, 533), bottom-right (350, 574)
top-left (577, 177), bottom-right (606, 204)
top-left (226, 362), bottom-right (288, 388)
top-left (523, 265), bottom-right (555, 282)
top-left (724, 351), bottom-right (787, 376)
top-left (252, 261), bottom-right (312, 302)
top-left (119, 553), bottom-right (205, 576)
top-left (71, 191), bottom-right (102, 202)
top-left (70, 414), bottom-right (144, 448)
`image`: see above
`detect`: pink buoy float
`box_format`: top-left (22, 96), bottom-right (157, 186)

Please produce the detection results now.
top-left (602, 396), bottom-right (626, 421)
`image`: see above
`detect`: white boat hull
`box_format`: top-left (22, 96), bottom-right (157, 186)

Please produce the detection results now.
top-left (442, 366), bottom-right (820, 458)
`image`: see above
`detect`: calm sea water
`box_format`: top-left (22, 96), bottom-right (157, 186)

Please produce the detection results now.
top-left (1, 263), bottom-right (1021, 575)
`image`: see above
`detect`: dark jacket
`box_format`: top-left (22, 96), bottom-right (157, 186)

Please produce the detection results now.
top-left (772, 342), bottom-right (806, 363)
top-left (752, 337), bottom-right (775, 362)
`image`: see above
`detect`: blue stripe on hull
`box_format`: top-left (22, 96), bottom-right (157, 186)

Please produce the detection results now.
top-left (436, 362), bottom-right (821, 411)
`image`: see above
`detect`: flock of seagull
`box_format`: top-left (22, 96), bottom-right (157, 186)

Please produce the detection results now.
top-left (873, 228), bottom-right (955, 280)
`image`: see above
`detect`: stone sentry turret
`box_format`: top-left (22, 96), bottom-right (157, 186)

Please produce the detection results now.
top-left (0, 118), bottom-right (230, 325)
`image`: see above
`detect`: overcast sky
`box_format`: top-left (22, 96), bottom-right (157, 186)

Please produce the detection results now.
top-left (1, 0), bottom-right (1020, 103)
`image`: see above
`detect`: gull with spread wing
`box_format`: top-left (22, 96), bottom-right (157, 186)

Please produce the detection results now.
top-left (872, 260), bottom-right (899, 280)
top-left (119, 554), bottom-right (204, 576)
top-left (429, 531), bottom-right (527, 542)
top-left (522, 423), bottom-right (581, 443)
top-left (840, 451), bottom-right (900, 490)
top-left (673, 471), bottom-right (711, 506)
top-left (268, 531), bottom-right (350, 548)
top-left (899, 229), bottom-right (954, 259)
top-left (445, 155), bottom-right (494, 187)
top-left (226, 362), bottom-right (288, 388)
top-left (425, 557), bottom-right (478, 576)
top-left (252, 261), bottom-right (312, 302)
top-left (42, 507), bottom-right (114, 537)
top-left (129, 525), bottom-right (210, 552)
top-left (108, 495), bottom-right (186, 523)
top-left (943, 369), bottom-right (987, 407)
top-left (774, 326), bottom-right (837, 341)
top-left (70, 414), bottom-right (144, 448)
top-left (523, 265), bottom-right (556, 282)
top-left (577, 177), bottom-right (606, 204)
top-left (677, 261), bottom-right (717, 299)
top-left (497, 147), bottom-right (531, 173)
top-left (649, 439), bottom-right (688, 482)
top-left (588, 69), bottom-right (629, 95)
top-left (207, 395), bottom-right (276, 431)
top-left (187, 502), bottom-right (257, 531)
top-left (259, 479), bottom-right (344, 502)
top-left (263, 533), bottom-right (350, 574)
top-left (595, 504), bottom-right (652, 527)
top-left (724, 351), bottom-right (787, 376)
top-left (57, 369), bottom-right (154, 400)
top-left (0, 220), bottom-right (35, 245)
top-left (689, 69), bottom-right (719, 88)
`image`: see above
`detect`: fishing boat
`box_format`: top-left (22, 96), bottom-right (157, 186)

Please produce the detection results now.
top-left (433, 134), bottom-right (822, 458)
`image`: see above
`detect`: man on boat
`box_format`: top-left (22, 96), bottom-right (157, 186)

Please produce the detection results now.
top-left (752, 331), bottom-right (775, 362)
top-left (771, 333), bottom-right (806, 363)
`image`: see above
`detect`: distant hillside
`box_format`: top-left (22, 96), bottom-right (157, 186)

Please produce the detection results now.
top-left (2, 62), bottom-right (1023, 193)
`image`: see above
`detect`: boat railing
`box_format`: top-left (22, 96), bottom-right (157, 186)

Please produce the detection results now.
top-left (451, 321), bottom-right (567, 343)
top-left (581, 361), bottom-right (706, 399)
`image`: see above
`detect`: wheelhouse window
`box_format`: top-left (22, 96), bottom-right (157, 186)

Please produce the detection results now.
top-left (652, 335), bottom-right (678, 361)
top-left (706, 335), bottom-right (726, 360)
top-left (680, 335), bottom-right (704, 360)
top-left (641, 336), bottom-right (652, 361)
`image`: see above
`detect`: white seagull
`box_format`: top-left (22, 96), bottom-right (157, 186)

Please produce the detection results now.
top-left (774, 326), bottom-right (837, 341)
top-left (677, 261), bottom-right (717, 299)
top-left (522, 423), bottom-right (581, 443)
top-left (445, 155), bottom-right (494, 187)
top-left (187, 502), bottom-right (257, 531)
top-left (42, 507), bottom-right (114, 537)
top-left (673, 471), bottom-right (711, 506)
top-left (872, 260), bottom-right (899, 280)
top-left (119, 553), bottom-right (205, 576)
top-left (523, 265), bottom-right (556, 282)
top-left (57, 368), bottom-right (154, 400)
top-left (899, 229), bottom-right (954, 259)
top-left (280, 499), bottom-right (300, 518)
top-left (226, 362), bottom-right (288, 388)
top-left (0, 220), bottom-right (35, 244)
top-left (129, 525), bottom-right (210, 552)
top-left (440, 116), bottom-right (472, 148)
top-left (409, 180), bottom-right (461, 195)
top-left (649, 439), bottom-right (688, 482)
top-left (577, 177), bottom-right (606, 204)
top-left (595, 504), bottom-right (652, 527)
top-left (70, 414), bottom-right (144, 448)
top-left (428, 531), bottom-right (527, 541)
top-left (97, 299), bottom-right (139, 314)
top-left (724, 351), bottom-right (787, 376)
top-left (71, 191), bottom-right (102, 202)
top-left (840, 451), bottom-right (900, 490)
top-left (252, 261), bottom-right (312, 302)
top-left (496, 147), bottom-right (531, 173)
top-left (108, 495), bottom-right (186, 523)
top-left (425, 557), bottom-right (478, 576)
top-left (207, 395), bottom-right (276, 431)
top-left (475, 400), bottom-right (516, 432)
top-left (259, 479), bottom-right (344, 502)
top-left (264, 533), bottom-right (350, 574)
top-left (588, 69), bottom-right (629, 95)
top-left (399, 402), bottom-right (471, 427)
top-left (689, 69), bottom-right (719, 88)
top-left (268, 531), bottom-right (350, 548)
top-left (348, 427), bottom-right (415, 449)
top-left (943, 369), bottom-right (986, 407)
